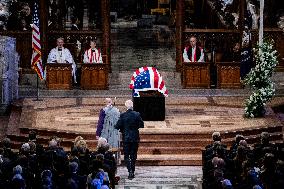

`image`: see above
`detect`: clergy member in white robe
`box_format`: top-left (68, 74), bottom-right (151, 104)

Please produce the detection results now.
top-left (183, 36), bottom-right (204, 62)
top-left (83, 40), bottom-right (103, 63)
top-left (47, 37), bottom-right (77, 83)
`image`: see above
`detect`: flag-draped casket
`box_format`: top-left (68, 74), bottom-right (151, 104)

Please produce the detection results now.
top-left (129, 67), bottom-right (168, 121)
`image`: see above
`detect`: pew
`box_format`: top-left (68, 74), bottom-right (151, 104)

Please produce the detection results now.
top-left (216, 62), bottom-right (241, 88)
top-left (80, 63), bottom-right (108, 90)
top-left (46, 63), bottom-right (72, 90)
top-left (182, 62), bottom-right (211, 88)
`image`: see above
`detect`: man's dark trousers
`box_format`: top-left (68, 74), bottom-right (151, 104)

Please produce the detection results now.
top-left (123, 142), bottom-right (139, 174)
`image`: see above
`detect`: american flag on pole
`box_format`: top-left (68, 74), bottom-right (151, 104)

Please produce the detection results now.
top-left (31, 1), bottom-right (44, 80)
top-left (129, 67), bottom-right (168, 97)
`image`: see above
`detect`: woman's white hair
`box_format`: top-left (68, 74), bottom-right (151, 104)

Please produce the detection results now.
top-left (105, 98), bottom-right (113, 106)
top-left (97, 137), bottom-right (107, 148)
top-left (125, 100), bottom-right (133, 109)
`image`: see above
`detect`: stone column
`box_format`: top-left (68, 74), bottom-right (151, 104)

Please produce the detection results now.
top-left (0, 36), bottom-right (19, 114)
top-left (176, 0), bottom-right (184, 72)
top-left (101, 0), bottom-right (111, 72)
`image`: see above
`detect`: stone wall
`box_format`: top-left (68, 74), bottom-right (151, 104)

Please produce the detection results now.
top-left (0, 36), bottom-right (19, 114)
top-left (111, 27), bottom-right (176, 72)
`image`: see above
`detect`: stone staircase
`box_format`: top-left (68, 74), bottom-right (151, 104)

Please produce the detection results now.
top-left (6, 126), bottom-right (283, 165)
top-left (6, 101), bottom-right (283, 166)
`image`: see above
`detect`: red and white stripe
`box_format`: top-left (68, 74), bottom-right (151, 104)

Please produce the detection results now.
top-left (31, 14), bottom-right (44, 80)
top-left (129, 66), bottom-right (168, 97)
top-left (31, 24), bottom-right (44, 80)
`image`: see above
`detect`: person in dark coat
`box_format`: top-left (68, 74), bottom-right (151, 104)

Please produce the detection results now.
top-left (115, 100), bottom-right (144, 179)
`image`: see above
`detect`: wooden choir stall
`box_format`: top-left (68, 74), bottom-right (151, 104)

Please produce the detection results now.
top-left (46, 63), bottom-right (72, 90)
top-left (80, 63), bottom-right (108, 90)
top-left (216, 62), bottom-right (241, 88)
top-left (182, 61), bottom-right (241, 89)
top-left (182, 62), bottom-right (211, 88)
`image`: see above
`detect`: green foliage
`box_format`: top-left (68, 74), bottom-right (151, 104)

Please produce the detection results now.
top-left (244, 40), bottom-right (278, 118)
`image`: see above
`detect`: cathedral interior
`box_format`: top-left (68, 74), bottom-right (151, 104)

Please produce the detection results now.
top-left (0, 0), bottom-right (284, 188)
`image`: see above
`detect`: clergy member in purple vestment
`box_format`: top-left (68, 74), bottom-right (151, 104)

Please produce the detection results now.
top-left (96, 98), bottom-right (120, 149)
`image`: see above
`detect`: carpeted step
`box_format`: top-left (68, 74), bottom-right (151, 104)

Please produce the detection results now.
top-left (19, 127), bottom-right (213, 140)
top-left (222, 125), bottom-right (283, 138)
top-left (19, 127), bottom-right (97, 140)
top-left (137, 147), bottom-right (202, 155)
top-left (121, 154), bottom-right (202, 166)
top-left (138, 139), bottom-right (212, 147)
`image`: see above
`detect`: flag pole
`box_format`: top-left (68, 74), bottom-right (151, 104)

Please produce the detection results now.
top-left (36, 74), bottom-right (39, 100)
top-left (33, 74), bottom-right (42, 101)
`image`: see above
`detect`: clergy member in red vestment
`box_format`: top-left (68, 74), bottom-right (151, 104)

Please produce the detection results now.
top-left (183, 36), bottom-right (204, 62)
top-left (83, 40), bottom-right (103, 63)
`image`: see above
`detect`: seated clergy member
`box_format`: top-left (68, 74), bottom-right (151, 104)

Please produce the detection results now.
top-left (83, 39), bottom-right (103, 63)
top-left (183, 36), bottom-right (204, 62)
top-left (47, 37), bottom-right (77, 83)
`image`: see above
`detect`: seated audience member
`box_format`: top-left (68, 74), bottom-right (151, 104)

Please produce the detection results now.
top-left (87, 159), bottom-right (110, 189)
top-left (183, 36), bottom-right (204, 62)
top-left (274, 160), bottom-right (284, 188)
top-left (205, 132), bottom-right (227, 163)
top-left (239, 160), bottom-right (263, 189)
top-left (72, 136), bottom-right (84, 151)
top-left (11, 165), bottom-right (26, 189)
top-left (221, 179), bottom-right (233, 189)
top-left (43, 139), bottom-right (68, 174)
top-left (76, 139), bottom-right (91, 176)
top-left (71, 16), bottom-right (80, 31)
top-left (83, 39), bottom-right (103, 63)
top-left (19, 3), bottom-right (32, 29)
top-left (0, 2), bottom-right (9, 30)
top-left (253, 132), bottom-right (275, 165)
top-left (47, 37), bottom-right (77, 83)
top-left (206, 132), bottom-right (227, 149)
top-left (65, 162), bottom-right (86, 189)
top-left (233, 145), bottom-right (248, 185)
top-left (19, 18), bottom-right (31, 31)
top-left (259, 153), bottom-right (279, 189)
top-left (1, 137), bottom-right (17, 160)
top-left (223, 42), bottom-right (241, 62)
top-left (229, 134), bottom-right (245, 159)
top-left (92, 137), bottom-right (117, 189)
top-left (40, 169), bottom-right (53, 189)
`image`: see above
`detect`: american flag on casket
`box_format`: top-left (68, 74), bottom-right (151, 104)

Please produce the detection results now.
top-left (129, 66), bottom-right (168, 97)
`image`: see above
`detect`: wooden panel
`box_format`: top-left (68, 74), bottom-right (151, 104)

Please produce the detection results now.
top-left (216, 62), bottom-right (241, 88)
top-left (80, 63), bottom-right (108, 90)
top-left (251, 29), bottom-right (284, 71)
top-left (182, 62), bottom-right (210, 88)
top-left (46, 63), bottom-right (72, 90)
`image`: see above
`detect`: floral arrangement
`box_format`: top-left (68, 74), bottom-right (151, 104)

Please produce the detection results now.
top-left (244, 40), bottom-right (278, 118)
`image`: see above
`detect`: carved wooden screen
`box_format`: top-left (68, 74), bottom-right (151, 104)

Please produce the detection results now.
top-left (182, 62), bottom-right (211, 88)
top-left (80, 63), bottom-right (108, 90)
top-left (216, 62), bottom-right (241, 88)
top-left (46, 63), bottom-right (72, 90)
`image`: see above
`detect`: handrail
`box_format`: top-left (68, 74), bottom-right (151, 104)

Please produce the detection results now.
top-left (184, 29), bottom-right (240, 33)
top-left (184, 28), bottom-right (283, 33)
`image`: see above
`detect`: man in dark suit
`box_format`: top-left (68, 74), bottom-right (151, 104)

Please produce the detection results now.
top-left (115, 99), bottom-right (144, 179)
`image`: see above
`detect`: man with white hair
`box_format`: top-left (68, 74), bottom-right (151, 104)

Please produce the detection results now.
top-left (96, 98), bottom-right (120, 150)
top-left (183, 36), bottom-right (204, 62)
top-left (115, 99), bottom-right (144, 179)
top-left (47, 37), bottom-right (77, 83)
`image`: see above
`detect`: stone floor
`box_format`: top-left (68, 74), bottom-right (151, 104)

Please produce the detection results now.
top-left (116, 166), bottom-right (202, 189)
top-left (2, 96), bottom-right (284, 188)
top-left (15, 96), bottom-right (282, 135)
